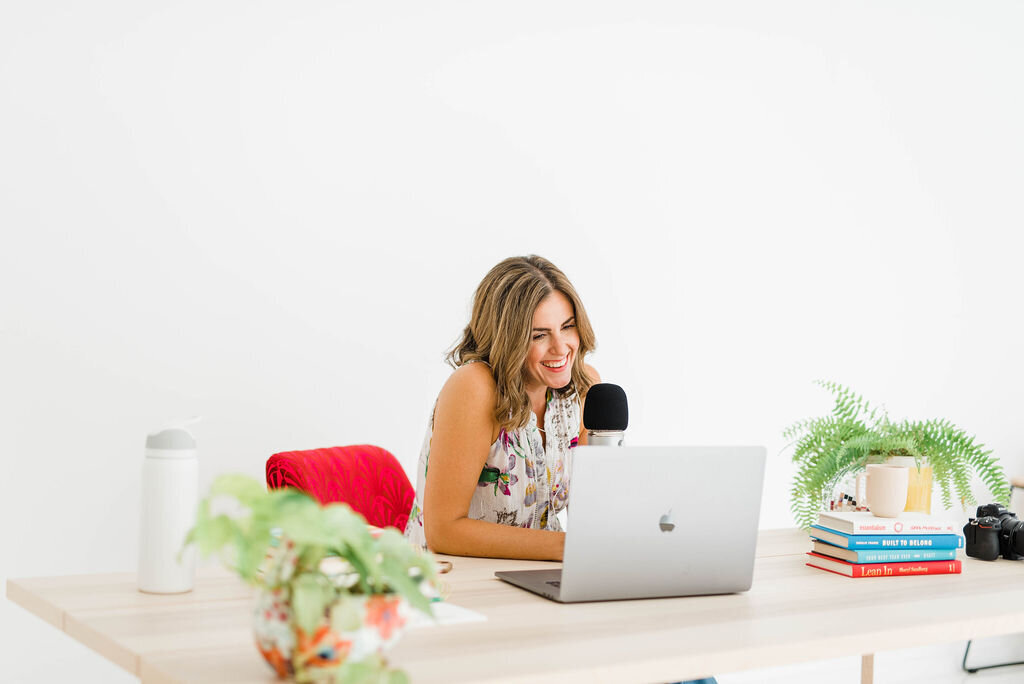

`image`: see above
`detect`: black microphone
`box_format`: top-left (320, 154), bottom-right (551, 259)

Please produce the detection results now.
top-left (582, 383), bottom-right (628, 446)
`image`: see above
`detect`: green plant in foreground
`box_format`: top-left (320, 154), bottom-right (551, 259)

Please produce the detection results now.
top-left (185, 474), bottom-right (437, 684)
top-left (784, 381), bottom-right (1009, 529)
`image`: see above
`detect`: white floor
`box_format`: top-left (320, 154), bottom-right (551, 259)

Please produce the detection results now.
top-left (4, 595), bottom-right (1024, 683)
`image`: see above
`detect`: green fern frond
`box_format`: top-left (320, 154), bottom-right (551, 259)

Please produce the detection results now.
top-left (897, 418), bottom-right (1008, 509)
top-left (814, 380), bottom-right (883, 426)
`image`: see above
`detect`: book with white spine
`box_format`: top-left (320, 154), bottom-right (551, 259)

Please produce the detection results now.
top-left (817, 511), bottom-right (958, 535)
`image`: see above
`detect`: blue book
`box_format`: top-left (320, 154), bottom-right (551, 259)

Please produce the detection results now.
top-left (811, 539), bottom-right (959, 563)
top-left (810, 525), bottom-right (964, 550)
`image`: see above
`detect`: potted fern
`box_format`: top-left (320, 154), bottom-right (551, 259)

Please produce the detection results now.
top-left (784, 381), bottom-right (1009, 529)
top-left (185, 474), bottom-right (437, 684)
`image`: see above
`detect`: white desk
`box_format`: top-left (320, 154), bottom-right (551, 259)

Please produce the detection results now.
top-left (8, 529), bottom-right (1024, 683)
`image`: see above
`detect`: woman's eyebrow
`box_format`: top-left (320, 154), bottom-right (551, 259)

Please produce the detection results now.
top-left (532, 316), bottom-right (576, 332)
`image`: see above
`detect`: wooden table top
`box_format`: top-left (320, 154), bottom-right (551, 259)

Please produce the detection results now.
top-left (8, 528), bottom-right (1024, 683)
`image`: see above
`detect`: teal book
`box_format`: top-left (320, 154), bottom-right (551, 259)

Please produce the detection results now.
top-left (810, 525), bottom-right (964, 550)
top-left (811, 540), bottom-right (959, 564)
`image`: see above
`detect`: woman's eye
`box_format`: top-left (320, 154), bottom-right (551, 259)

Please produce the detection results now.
top-left (534, 324), bottom-right (573, 341)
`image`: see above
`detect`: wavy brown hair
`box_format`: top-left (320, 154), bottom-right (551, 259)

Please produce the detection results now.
top-left (446, 255), bottom-right (597, 433)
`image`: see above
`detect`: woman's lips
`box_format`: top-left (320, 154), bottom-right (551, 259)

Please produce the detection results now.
top-left (541, 353), bottom-right (570, 372)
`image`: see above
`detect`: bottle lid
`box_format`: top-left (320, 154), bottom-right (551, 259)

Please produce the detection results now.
top-left (146, 416), bottom-right (200, 453)
top-left (146, 428), bottom-right (197, 451)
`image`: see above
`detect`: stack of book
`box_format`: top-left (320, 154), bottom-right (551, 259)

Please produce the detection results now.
top-left (806, 511), bottom-right (964, 577)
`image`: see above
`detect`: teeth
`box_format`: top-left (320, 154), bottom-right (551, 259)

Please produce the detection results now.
top-left (542, 355), bottom-right (568, 369)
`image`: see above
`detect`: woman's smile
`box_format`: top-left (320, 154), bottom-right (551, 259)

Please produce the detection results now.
top-left (541, 353), bottom-right (570, 373)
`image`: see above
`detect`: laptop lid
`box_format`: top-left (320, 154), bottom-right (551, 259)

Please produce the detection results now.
top-left (557, 445), bottom-right (766, 602)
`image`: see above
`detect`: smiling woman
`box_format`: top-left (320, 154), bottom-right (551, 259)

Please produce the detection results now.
top-left (403, 256), bottom-right (601, 560)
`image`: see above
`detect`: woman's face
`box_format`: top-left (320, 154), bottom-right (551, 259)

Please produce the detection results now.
top-left (523, 291), bottom-right (579, 392)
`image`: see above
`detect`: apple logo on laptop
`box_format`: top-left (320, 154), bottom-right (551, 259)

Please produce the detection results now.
top-left (659, 510), bottom-right (675, 532)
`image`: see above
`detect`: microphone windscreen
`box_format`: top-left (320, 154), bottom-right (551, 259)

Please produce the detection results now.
top-left (582, 383), bottom-right (628, 431)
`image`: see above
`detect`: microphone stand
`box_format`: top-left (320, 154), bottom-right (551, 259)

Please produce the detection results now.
top-left (586, 431), bottom-right (624, 447)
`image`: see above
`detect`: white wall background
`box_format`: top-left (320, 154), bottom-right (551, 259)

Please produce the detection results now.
top-left (2, 2), bottom-right (1022, 681)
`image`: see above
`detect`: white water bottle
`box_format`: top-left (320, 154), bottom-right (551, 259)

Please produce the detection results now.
top-left (138, 420), bottom-right (199, 594)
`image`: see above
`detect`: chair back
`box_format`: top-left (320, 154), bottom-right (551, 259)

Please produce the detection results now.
top-left (266, 444), bottom-right (415, 531)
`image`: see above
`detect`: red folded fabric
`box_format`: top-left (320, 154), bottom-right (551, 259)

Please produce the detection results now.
top-left (266, 445), bottom-right (414, 531)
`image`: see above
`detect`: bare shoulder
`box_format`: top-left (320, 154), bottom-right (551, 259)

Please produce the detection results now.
top-left (579, 363), bottom-right (601, 406)
top-left (435, 362), bottom-right (500, 443)
top-left (442, 361), bottom-right (497, 402)
top-left (578, 363), bottom-right (602, 443)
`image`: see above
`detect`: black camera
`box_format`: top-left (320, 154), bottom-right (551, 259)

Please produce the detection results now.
top-left (964, 504), bottom-right (1024, 561)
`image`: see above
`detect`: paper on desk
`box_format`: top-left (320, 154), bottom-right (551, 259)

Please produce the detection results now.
top-left (407, 602), bottom-right (487, 629)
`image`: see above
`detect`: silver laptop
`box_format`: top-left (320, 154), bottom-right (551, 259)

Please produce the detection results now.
top-left (495, 445), bottom-right (766, 603)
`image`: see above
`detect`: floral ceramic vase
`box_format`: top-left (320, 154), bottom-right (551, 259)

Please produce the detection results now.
top-left (252, 540), bottom-right (412, 681)
top-left (253, 587), bottom-right (411, 680)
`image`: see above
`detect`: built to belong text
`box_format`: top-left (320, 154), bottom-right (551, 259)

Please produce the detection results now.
top-left (881, 539), bottom-right (936, 547)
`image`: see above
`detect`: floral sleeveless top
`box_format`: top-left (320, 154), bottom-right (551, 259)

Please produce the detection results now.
top-left (404, 381), bottom-right (581, 548)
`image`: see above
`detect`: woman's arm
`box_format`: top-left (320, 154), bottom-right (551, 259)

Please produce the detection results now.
top-left (577, 364), bottom-right (602, 446)
top-left (422, 363), bottom-right (565, 561)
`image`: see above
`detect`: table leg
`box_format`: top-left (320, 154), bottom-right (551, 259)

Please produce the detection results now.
top-left (861, 653), bottom-right (874, 684)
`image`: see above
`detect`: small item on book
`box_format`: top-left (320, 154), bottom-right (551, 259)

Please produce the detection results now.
top-left (810, 540), bottom-right (958, 564)
top-left (817, 511), bottom-right (957, 535)
top-left (806, 552), bottom-right (962, 578)
top-left (828, 491), bottom-right (867, 512)
top-left (810, 525), bottom-right (964, 550)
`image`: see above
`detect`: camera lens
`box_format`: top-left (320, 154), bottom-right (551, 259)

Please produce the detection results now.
top-left (1002, 517), bottom-right (1024, 559)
